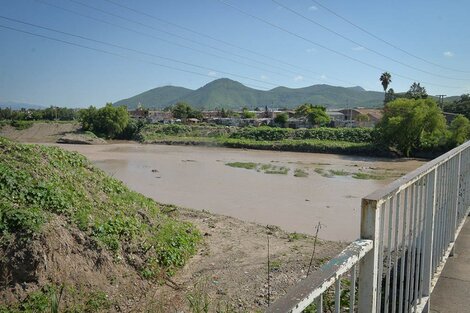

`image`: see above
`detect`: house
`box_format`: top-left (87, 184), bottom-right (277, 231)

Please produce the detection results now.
top-left (338, 108), bottom-right (383, 127)
top-left (147, 110), bottom-right (173, 123)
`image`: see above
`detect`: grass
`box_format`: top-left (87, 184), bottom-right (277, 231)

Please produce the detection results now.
top-left (0, 137), bottom-right (201, 280)
top-left (352, 172), bottom-right (387, 180)
top-left (329, 169), bottom-right (350, 176)
top-left (314, 168), bottom-right (333, 178)
top-left (226, 162), bottom-right (289, 175)
top-left (0, 284), bottom-right (111, 313)
top-left (294, 168), bottom-right (309, 177)
top-left (225, 162), bottom-right (258, 170)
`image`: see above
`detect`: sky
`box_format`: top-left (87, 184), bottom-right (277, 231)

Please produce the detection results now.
top-left (1, 0), bottom-right (470, 108)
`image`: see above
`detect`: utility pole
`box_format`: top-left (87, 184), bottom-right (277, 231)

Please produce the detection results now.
top-left (436, 95), bottom-right (446, 109)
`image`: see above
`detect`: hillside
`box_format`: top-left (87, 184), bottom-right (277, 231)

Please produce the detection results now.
top-left (0, 138), bottom-right (200, 309)
top-left (113, 86), bottom-right (193, 108)
top-left (113, 78), bottom-right (386, 110)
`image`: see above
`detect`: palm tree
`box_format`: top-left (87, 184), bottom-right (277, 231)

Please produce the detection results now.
top-left (380, 72), bottom-right (392, 103)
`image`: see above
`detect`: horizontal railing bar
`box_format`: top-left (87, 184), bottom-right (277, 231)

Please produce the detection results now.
top-left (266, 239), bottom-right (373, 313)
top-left (364, 140), bottom-right (470, 202)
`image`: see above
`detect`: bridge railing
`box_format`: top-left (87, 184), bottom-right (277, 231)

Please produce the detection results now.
top-left (268, 140), bottom-right (470, 313)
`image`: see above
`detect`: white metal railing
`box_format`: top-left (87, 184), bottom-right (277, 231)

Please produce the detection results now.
top-left (266, 240), bottom-right (372, 313)
top-left (268, 140), bottom-right (470, 313)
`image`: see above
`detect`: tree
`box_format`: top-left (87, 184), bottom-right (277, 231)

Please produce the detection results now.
top-left (443, 94), bottom-right (470, 119)
top-left (78, 103), bottom-right (129, 138)
top-left (380, 72), bottom-right (392, 103)
top-left (375, 98), bottom-right (447, 156)
top-left (294, 103), bottom-right (330, 127)
top-left (273, 112), bottom-right (288, 127)
top-left (385, 88), bottom-right (396, 104)
top-left (170, 102), bottom-right (194, 119)
top-left (406, 82), bottom-right (428, 100)
top-left (307, 108), bottom-right (330, 127)
top-left (449, 115), bottom-right (470, 146)
top-left (355, 113), bottom-right (370, 127)
top-left (241, 108), bottom-right (256, 119)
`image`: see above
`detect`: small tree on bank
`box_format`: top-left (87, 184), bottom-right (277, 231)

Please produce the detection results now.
top-left (79, 103), bottom-right (129, 138)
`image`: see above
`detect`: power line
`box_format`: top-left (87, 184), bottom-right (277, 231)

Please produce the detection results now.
top-left (95, 0), bottom-right (354, 86)
top-left (0, 23), bottom-right (271, 91)
top-left (272, 0), bottom-right (469, 81)
top-left (216, 0), bottom-right (463, 89)
top-left (0, 15), bottom-right (285, 88)
top-left (310, 0), bottom-right (470, 74)
top-left (34, 0), bottom-right (311, 83)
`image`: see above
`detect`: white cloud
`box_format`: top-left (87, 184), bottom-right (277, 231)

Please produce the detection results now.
top-left (352, 46), bottom-right (365, 51)
top-left (208, 71), bottom-right (218, 77)
top-left (308, 5), bottom-right (318, 11)
top-left (260, 75), bottom-right (268, 80)
top-left (294, 75), bottom-right (304, 82)
top-left (443, 51), bottom-right (454, 57)
top-left (320, 74), bottom-right (327, 80)
top-left (306, 47), bottom-right (316, 53)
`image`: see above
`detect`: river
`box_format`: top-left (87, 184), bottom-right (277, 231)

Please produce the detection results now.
top-left (58, 143), bottom-right (424, 241)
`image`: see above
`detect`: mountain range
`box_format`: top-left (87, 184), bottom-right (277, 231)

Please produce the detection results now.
top-left (0, 101), bottom-right (44, 110)
top-left (113, 78), bottom-right (386, 110)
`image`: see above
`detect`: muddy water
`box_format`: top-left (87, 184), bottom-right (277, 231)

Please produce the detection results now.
top-left (58, 143), bottom-right (424, 241)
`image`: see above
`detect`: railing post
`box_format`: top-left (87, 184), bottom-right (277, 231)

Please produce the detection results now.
top-left (358, 199), bottom-right (381, 313)
top-left (422, 169), bottom-right (437, 312)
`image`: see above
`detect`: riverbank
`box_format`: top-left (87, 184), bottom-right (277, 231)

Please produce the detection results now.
top-left (0, 128), bottom-right (351, 312)
top-left (138, 124), bottom-right (390, 157)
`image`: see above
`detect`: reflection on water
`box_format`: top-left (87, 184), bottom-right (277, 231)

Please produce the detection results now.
top-left (58, 143), bottom-right (423, 241)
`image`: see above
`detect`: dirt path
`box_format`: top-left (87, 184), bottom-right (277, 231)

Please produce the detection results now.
top-left (0, 122), bottom-right (79, 143)
top-left (141, 208), bottom-right (346, 312)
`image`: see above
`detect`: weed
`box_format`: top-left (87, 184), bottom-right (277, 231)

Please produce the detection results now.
top-left (225, 162), bottom-right (258, 170)
top-left (352, 172), bottom-right (386, 180)
top-left (329, 169), bottom-right (350, 176)
top-left (294, 168), bottom-right (309, 177)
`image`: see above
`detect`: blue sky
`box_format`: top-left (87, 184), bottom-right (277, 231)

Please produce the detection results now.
top-left (1, 0), bottom-right (470, 107)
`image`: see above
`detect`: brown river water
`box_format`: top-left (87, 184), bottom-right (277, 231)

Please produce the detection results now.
top-left (57, 143), bottom-right (424, 241)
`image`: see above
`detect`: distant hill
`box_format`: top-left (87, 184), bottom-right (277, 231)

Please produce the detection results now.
top-left (113, 86), bottom-right (192, 108)
top-left (112, 78), bottom-right (457, 110)
top-left (0, 101), bottom-right (44, 110)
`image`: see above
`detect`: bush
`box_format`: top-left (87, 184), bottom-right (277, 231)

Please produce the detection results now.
top-left (10, 120), bottom-right (33, 130)
top-left (229, 126), bottom-right (372, 143)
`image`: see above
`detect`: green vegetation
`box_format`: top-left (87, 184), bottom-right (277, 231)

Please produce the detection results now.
top-left (352, 172), bottom-right (386, 180)
top-left (293, 168), bottom-right (309, 178)
top-left (0, 284), bottom-right (111, 313)
top-left (0, 138), bottom-right (200, 279)
top-left (273, 112), bottom-right (288, 127)
top-left (375, 98), bottom-right (447, 156)
top-left (229, 126), bottom-right (373, 143)
top-left (294, 104), bottom-right (330, 127)
top-left (168, 102), bottom-right (202, 120)
top-left (0, 106), bottom-right (78, 121)
top-left (9, 120), bottom-right (33, 130)
top-left (225, 162), bottom-right (258, 170)
top-left (225, 162), bottom-right (289, 175)
top-left (78, 103), bottom-right (130, 139)
top-left (329, 169), bottom-right (350, 176)
top-left (443, 94), bottom-right (470, 120)
top-left (314, 168), bottom-right (333, 178)
top-left (449, 115), bottom-right (470, 146)
top-left (241, 108), bottom-right (256, 119)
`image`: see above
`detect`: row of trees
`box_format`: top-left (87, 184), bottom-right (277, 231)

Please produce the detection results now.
top-left (0, 107), bottom-right (78, 121)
